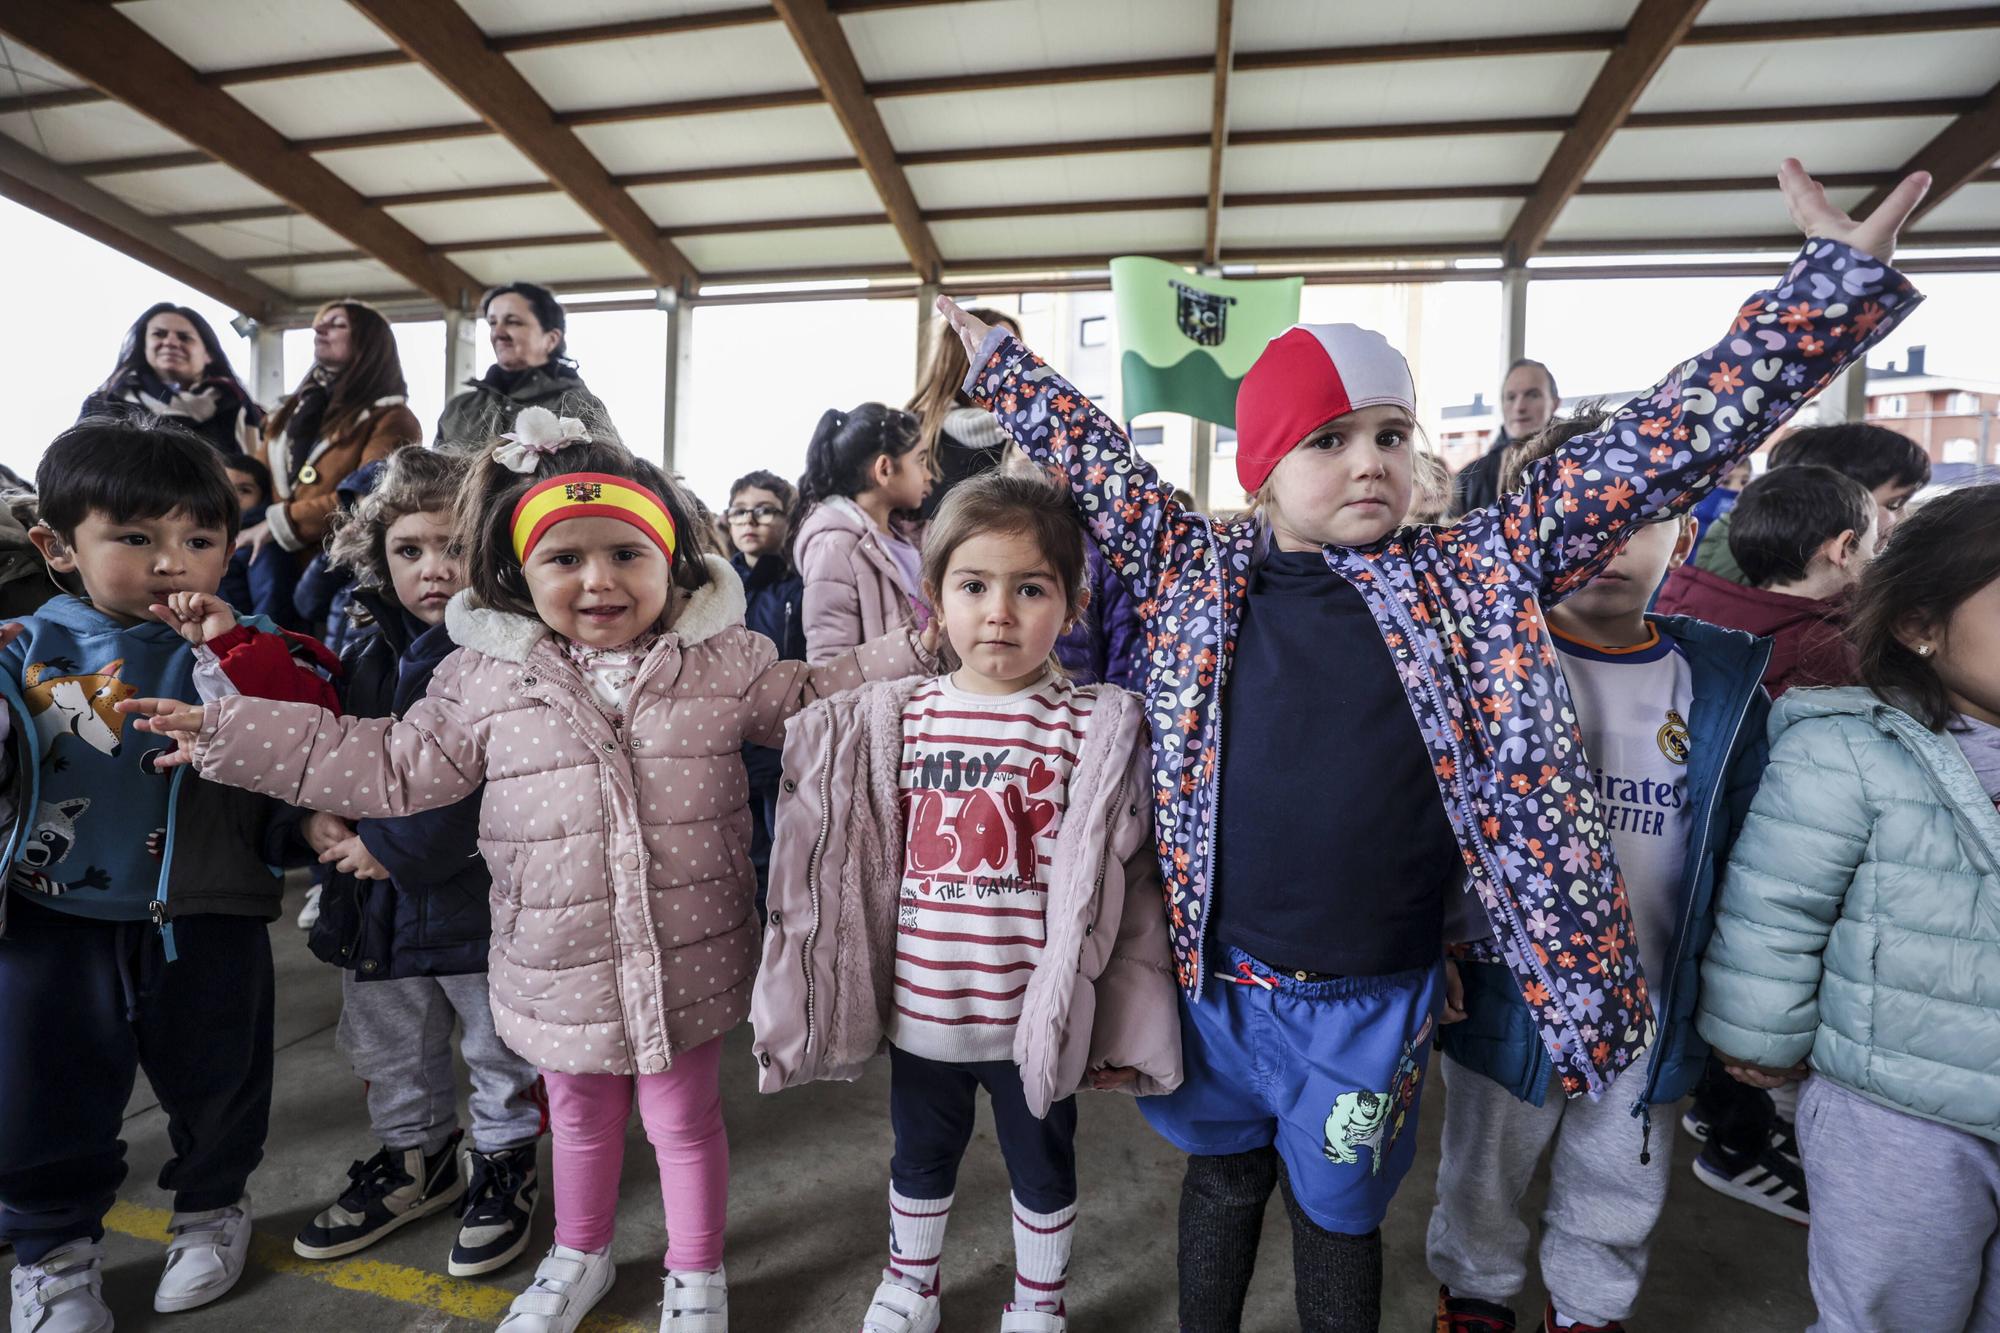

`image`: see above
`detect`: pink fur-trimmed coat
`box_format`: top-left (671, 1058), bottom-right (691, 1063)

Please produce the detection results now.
top-left (190, 554), bottom-right (932, 1075)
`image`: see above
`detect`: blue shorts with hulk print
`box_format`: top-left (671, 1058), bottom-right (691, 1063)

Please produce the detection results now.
top-left (1139, 948), bottom-right (1442, 1235)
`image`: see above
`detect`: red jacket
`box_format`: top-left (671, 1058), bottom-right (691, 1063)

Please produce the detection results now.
top-left (204, 623), bottom-right (342, 712)
top-left (1653, 565), bottom-right (1856, 697)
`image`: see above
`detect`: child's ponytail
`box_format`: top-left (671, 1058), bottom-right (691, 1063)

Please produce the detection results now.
top-left (796, 402), bottom-right (923, 520)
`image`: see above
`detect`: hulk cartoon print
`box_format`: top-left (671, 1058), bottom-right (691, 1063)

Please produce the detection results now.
top-left (1324, 1014), bottom-right (1433, 1175)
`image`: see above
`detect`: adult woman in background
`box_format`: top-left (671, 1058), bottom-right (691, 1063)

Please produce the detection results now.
top-left (433, 282), bottom-right (608, 451)
top-left (80, 303), bottom-right (264, 455)
top-left (247, 300), bottom-right (419, 565)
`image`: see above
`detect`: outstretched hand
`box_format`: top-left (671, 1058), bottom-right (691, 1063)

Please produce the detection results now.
top-left (935, 296), bottom-right (997, 364)
top-left (1780, 158), bottom-right (1929, 264)
top-left (115, 696), bottom-right (205, 769)
top-left (151, 591), bottom-right (237, 648)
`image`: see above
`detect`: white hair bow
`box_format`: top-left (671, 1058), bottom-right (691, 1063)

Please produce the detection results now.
top-left (494, 405), bottom-right (590, 473)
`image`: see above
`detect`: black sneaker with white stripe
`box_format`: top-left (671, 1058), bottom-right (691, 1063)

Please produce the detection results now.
top-left (295, 1132), bottom-right (465, 1259)
top-left (449, 1142), bottom-right (540, 1277)
top-left (1692, 1136), bottom-right (1809, 1224)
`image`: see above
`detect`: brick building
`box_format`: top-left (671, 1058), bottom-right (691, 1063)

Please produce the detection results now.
top-left (1861, 346), bottom-right (2000, 466)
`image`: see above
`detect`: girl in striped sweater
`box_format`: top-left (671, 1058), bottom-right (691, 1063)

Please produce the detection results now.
top-left (752, 470), bottom-right (1183, 1333)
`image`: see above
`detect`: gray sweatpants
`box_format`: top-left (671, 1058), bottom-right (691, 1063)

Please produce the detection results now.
top-left (335, 971), bottom-right (543, 1155)
top-left (1425, 1047), bottom-right (1670, 1326)
top-left (1799, 1076), bottom-right (2000, 1332)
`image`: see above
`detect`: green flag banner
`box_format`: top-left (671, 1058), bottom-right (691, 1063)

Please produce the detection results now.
top-left (1110, 257), bottom-right (1303, 429)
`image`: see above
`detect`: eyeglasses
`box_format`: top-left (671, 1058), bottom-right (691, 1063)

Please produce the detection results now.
top-left (725, 504), bottom-right (784, 524)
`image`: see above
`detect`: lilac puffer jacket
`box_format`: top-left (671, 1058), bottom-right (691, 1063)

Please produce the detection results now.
top-left (749, 676), bottom-right (1182, 1117)
top-left (190, 554), bottom-right (932, 1076)
top-left (794, 496), bottom-right (926, 664)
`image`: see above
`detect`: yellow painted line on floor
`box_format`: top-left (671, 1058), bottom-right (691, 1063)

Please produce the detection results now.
top-left (103, 1202), bottom-right (653, 1332)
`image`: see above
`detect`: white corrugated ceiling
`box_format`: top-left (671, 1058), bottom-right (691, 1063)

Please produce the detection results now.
top-left (0, 0), bottom-right (1989, 313)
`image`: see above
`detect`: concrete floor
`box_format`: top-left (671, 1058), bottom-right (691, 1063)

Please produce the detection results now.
top-left (7, 878), bottom-right (1818, 1331)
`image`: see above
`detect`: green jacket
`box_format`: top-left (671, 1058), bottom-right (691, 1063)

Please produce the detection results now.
top-left (1697, 687), bottom-right (2000, 1143)
top-left (1691, 506), bottom-right (1746, 585)
top-left (433, 365), bottom-right (610, 453)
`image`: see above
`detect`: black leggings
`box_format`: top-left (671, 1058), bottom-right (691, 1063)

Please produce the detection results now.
top-left (1177, 1146), bottom-right (1382, 1332)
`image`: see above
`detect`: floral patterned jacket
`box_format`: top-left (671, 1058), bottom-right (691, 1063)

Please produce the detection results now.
top-left (965, 239), bottom-right (1919, 1097)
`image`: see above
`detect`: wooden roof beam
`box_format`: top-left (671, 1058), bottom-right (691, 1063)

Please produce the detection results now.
top-left (1503, 0), bottom-right (1710, 265)
top-left (0, 6), bottom-right (478, 307)
top-left (1203, 0), bottom-right (1234, 265)
top-left (0, 136), bottom-right (283, 316)
top-left (1853, 77), bottom-right (2000, 223)
top-left (768, 0), bottom-right (941, 280)
top-left (67, 90), bottom-right (1978, 190)
top-left (13, 5), bottom-right (2000, 118)
top-left (346, 0), bottom-right (695, 293)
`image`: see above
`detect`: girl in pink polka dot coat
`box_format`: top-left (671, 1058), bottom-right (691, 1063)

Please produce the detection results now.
top-left (129, 425), bottom-right (939, 1333)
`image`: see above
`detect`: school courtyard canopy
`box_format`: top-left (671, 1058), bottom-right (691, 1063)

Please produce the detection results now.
top-left (3, 0), bottom-right (1998, 346)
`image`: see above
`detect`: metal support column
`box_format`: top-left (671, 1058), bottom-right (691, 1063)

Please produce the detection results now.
top-left (249, 324), bottom-right (285, 405)
top-left (1190, 419), bottom-right (1214, 513)
top-left (1841, 358), bottom-right (1870, 424)
top-left (661, 289), bottom-right (693, 474)
top-left (1498, 266), bottom-right (1530, 376)
top-left (916, 281), bottom-right (942, 378)
top-left (444, 307), bottom-right (480, 395)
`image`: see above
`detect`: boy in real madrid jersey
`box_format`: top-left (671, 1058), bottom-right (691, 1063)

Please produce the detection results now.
top-left (1425, 416), bottom-right (1776, 1333)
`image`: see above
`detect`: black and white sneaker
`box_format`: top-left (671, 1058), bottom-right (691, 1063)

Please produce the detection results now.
top-left (1691, 1137), bottom-right (1809, 1224)
top-left (1680, 1106), bottom-right (1711, 1143)
top-left (294, 1132), bottom-right (466, 1259)
top-left (450, 1142), bottom-right (541, 1277)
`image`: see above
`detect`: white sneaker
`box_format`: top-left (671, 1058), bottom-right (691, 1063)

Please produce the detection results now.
top-left (497, 1245), bottom-right (615, 1333)
top-left (153, 1196), bottom-right (252, 1313)
top-left (860, 1271), bottom-right (939, 1333)
top-left (659, 1265), bottom-right (726, 1331)
top-left (296, 884), bottom-right (322, 930)
top-left (1000, 1305), bottom-right (1066, 1332)
top-left (9, 1239), bottom-right (113, 1333)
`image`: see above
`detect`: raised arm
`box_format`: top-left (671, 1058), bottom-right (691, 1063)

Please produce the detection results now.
top-left (939, 299), bottom-right (1207, 602)
top-left (1492, 161), bottom-right (1929, 601)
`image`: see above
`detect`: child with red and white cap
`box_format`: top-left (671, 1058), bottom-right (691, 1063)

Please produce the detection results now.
top-left (935, 161), bottom-right (1930, 1331)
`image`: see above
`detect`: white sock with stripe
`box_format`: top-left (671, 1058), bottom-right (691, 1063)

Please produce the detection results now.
top-left (886, 1187), bottom-right (951, 1295)
top-left (1009, 1193), bottom-right (1076, 1313)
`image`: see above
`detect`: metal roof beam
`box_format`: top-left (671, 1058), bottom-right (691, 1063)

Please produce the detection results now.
top-left (347, 0), bottom-right (696, 292)
top-left (1504, 0), bottom-right (1710, 265)
top-left (0, 5), bottom-right (478, 307)
top-left (768, 0), bottom-right (942, 280)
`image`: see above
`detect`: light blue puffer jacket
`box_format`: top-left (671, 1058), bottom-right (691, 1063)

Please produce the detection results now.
top-left (1697, 687), bottom-right (2000, 1143)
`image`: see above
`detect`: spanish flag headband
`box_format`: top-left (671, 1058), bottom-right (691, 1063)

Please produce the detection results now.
top-left (510, 472), bottom-right (678, 565)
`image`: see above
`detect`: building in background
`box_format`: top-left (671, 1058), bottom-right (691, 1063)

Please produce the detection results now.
top-left (1863, 345), bottom-right (2000, 466)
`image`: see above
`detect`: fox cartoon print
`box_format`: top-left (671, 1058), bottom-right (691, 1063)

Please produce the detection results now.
top-left (23, 658), bottom-right (132, 760)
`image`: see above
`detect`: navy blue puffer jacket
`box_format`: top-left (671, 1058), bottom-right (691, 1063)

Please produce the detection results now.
top-left (300, 589), bottom-right (492, 979)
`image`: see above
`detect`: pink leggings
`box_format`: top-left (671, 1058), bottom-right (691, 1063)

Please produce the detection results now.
top-left (540, 1037), bottom-right (729, 1270)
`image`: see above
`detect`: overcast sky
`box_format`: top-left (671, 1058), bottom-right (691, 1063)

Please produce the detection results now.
top-left (7, 193), bottom-right (1991, 505)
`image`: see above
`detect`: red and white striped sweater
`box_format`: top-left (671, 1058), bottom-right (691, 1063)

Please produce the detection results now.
top-left (889, 671), bottom-right (1093, 1063)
